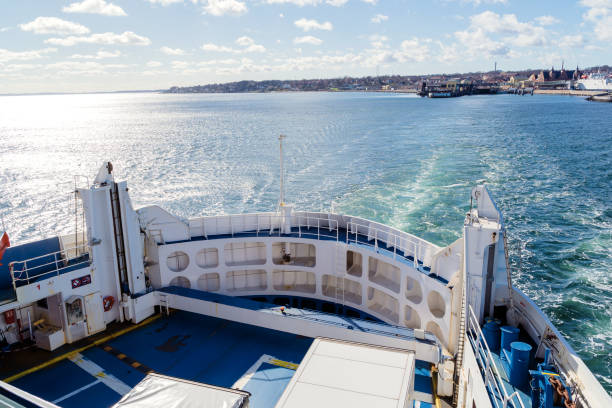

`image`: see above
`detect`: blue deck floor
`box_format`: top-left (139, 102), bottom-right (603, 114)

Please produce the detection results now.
top-left (12, 310), bottom-right (437, 408)
top-left (12, 311), bottom-right (313, 408)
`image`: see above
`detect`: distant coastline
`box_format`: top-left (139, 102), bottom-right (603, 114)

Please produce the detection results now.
top-left (164, 65), bottom-right (611, 94)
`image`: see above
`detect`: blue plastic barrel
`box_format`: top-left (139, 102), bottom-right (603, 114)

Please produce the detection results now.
top-left (509, 341), bottom-right (532, 388)
top-left (483, 321), bottom-right (500, 352)
top-left (500, 325), bottom-right (520, 352)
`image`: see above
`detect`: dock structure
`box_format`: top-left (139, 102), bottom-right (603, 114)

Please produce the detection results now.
top-left (418, 81), bottom-right (499, 98)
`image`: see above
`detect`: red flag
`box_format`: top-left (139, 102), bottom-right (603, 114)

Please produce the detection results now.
top-left (0, 232), bottom-right (10, 264)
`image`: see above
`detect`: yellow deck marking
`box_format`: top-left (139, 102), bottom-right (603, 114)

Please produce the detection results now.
top-left (131, 362), bottom-right (141, 368)
top-left (431, 365), bottom-right (441, 408)
top-left (268, 358), bottom-right (299, 370)
top-left (117, 354), bottom-right (126, 359)
top-left (3, 314), bottom-right (161, 383)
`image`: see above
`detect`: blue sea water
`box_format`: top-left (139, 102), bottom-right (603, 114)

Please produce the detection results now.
top-left (0, 91), bottom-right (610, 392)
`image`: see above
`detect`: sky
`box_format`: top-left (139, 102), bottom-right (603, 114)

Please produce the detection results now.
top-left (1, 0), bottom-right (611, 93)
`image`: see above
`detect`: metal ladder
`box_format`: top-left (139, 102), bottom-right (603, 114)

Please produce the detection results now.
top-left (158, 293), bottom-right (170, 316)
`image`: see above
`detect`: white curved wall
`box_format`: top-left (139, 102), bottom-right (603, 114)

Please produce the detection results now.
top-left (155, 235), bottom-right (454, 349)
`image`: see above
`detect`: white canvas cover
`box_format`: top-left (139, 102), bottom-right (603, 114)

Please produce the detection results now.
top-left (112, 373), bottom-right (249, 408)
top-left (275, 338), bottom-right (415, 408)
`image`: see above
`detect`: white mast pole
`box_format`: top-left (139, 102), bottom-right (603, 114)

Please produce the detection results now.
top-left (279, 134), bottom-right (286, 207)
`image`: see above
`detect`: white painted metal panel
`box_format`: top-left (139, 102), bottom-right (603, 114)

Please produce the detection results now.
top-left (84, 292), bottom-right (106, 334)
top-left (275, 338), bottom-right (415, 408)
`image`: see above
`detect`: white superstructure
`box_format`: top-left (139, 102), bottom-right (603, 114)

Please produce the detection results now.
top-left (0, 162), bottom-right (610, 408)
top-left (576, 73), bottom-right (612, 91)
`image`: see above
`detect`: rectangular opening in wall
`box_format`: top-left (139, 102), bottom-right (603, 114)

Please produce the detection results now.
top-left (368, 257), bottom-right (400, 293)
top-left (197, 273), bottom-right (220, 291)
top-left (272, 270), bottom-right (316, 294)
top-left (366, 287), bottom-right (399, 323)
top-left (196, 248), bottom-right (219, 269)
top-left (224, 242), bottom-right (266, 267)
top-left (226, 269), bottom-right (267, 291)
top-left (321, 275), bottom-right (362, 305)
top-left (346, 250), bottom-right (362, 277)
top-left (272, 243), bottom-right (316, 267)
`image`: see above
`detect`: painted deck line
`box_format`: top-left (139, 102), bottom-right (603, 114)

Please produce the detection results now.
top-left (233, 354), bottom-right (273, 390)
top-left (68, 353), bottom-right (132, 396)
top-left (3, 314), bottom-right (161, 384)
top-left (233, 354), bottom-right (298, 390)
top-left (11, 312), bottom-right (313, 407)
top-left (52, 380), bottom-right (100, 404)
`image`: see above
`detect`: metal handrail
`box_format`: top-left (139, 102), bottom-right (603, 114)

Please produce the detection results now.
top-left (188, 214), bottom-right (340, 242)
top-left (466, 305), bottom-right (526, 408)
top-left (185, 214), bottom-right (433, 271)
top-left (346, 220), bottom-right (423, 268)
top-left (10, 243), bottom-right (91, 286)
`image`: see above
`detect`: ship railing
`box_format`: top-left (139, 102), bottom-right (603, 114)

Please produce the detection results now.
top-left (188, 213), bottom-right (430, 268)
top-left (466, 305), bottom-right (526, 408)
top-left (9, 243), bottom-right (91, 288)
top-left (189, 214), bottom-right (340, 242)
top-left (346, 220), bottom-right (425, 270)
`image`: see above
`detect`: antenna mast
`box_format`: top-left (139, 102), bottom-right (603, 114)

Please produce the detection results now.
top-left (279, 134), bottom-right (286, 207)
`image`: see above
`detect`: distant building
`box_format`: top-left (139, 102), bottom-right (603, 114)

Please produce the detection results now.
top-left (535, 65), bottom-right (582, 82)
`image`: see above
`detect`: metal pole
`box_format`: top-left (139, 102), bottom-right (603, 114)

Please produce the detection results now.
top-left (279, 134), bottom-right (286, 207)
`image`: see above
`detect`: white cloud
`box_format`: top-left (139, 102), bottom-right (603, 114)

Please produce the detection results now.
top-left (294, 18), bottom-right (333, 31)
top-left (371, 14), bottom-right (388, 23)
top-left (266, 0), bottom-right (347, 6)
top-left (0, 47), bottom-right (57, 62)
top-left (560, 34), bottom-right (586, 48)
top-left (147, 60), bottom-right (163, 67)
top-left (580, 0), bottom-right (612, 41)
top-left (45, 31), bottom-right (151, 46)
top-left (161, 46), bottom-right (186, 55)
top-left (235, 36), bottom-right (254, 46)
top-left (535, 15), bottom-right (560, 26)
top-left (43, 60), bottom-right (129, 76)
top-left (20, 17), bottom-right (90, 35)
top-left (455, 27), bottom-right (509, 56)
top-left (146, 0), bottom-right (184, 5)
top-left (203, 0), bottom-right (247, 16)
top-left (368, 34), bottom-right (389, 49)
top-left (63, 0), bottom-right (127, 16)
top-left (170, 61), bottom-right (189, 69)
top-left (456, 0), bottom-right (507, 5)
top-left (202, 43), bottom-right (235, 52)
top-left (202, 37), bottom-right (266, 53)
top-left (454, 10), bottom-right (548, 58)
top-left (361, 37), bottom-right (430, 67)
top-left (70, 50), bottom-right (121, 59)
top-left (293, 35), bottom-right (323, 45)
top-left (362, 0), bottom-right (378, 4)
top-left (0, 27), bottom-right (11, 32)
top-left (395, 38), bottom-right (430, 62)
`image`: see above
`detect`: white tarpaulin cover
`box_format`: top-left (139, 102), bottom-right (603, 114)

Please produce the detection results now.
top-left (112, 373), bottom-right (249, 408)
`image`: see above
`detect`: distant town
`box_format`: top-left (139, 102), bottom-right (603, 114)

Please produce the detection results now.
top-left (165, 65), bottom-right (612, 95)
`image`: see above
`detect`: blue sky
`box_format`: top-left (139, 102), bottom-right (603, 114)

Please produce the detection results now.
top-left (1, 0), bottom-right (611, 93)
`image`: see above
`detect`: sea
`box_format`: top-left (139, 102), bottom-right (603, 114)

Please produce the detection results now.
top-left (0, 91), bottom-right (610, 393)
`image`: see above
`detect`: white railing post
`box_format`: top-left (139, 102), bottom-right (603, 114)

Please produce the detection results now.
top-left (335, 220), bottom-right (338, 242)
top-left (317, 218), bottom-right (320, 240)
top-left (394, 235), bottom-right (397, 260)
